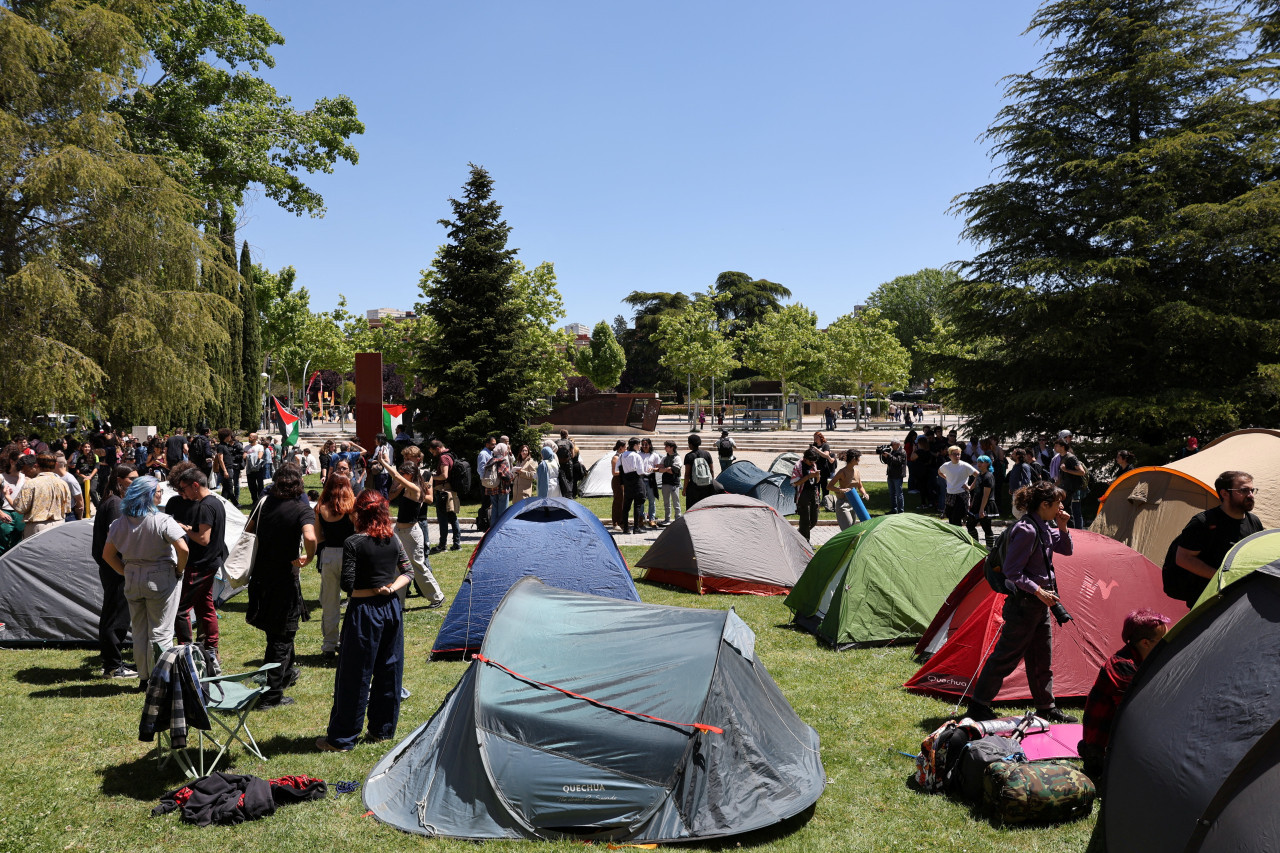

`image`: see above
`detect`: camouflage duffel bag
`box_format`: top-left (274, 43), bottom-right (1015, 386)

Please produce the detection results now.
top-left (983, 760), bottom-right (1095, 825)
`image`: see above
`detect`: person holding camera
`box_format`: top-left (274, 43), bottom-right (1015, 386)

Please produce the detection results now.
top-left (966, 480), bottom-right (1077, 724)
top-left (879, 439), bottom-right (908, 514)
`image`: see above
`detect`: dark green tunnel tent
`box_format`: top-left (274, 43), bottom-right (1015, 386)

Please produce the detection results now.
top-left (364, 578), bottom-right (825, 842)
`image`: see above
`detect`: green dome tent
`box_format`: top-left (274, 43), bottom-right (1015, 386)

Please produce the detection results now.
top-left (1184, 528), bottom-right (1280, 623)
top-left (784, 514), bottom-right (987, 648)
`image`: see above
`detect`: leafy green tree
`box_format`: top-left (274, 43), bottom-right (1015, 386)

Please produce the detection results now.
top-left (254, 265), bottom-right (348, 402)
top-left (0, 0), bottom-right (234, 426)
top-left (617, 290), bottom-right (689, 393)
top-left (574, 321), bottom-right (627, 390)
top-left (508, 260), bottom-right (573, 406)
top-left (414, 165), bottom-right (549, 455)
top-left (864, 268), bottom-right (959, 383)
top-left (949, 0), bottom-right (1280, 456)
top-left (240, 240), bottom-right (263, 429)
top-left (738, 303), bottom-right (826, 423)
top-left (652, 290), bottom-right (739, 418)
top-left (114, 0), bottom-right (363, 216)
top-left (824, 309), bottom-right (911, 423)
top-left (713, 271), bottom-right (792, 332)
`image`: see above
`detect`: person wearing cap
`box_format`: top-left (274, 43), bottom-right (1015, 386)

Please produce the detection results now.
top-left (880, 439), bottom-right (908, 514)
top-left (966, 455), bottom-right (998, 546)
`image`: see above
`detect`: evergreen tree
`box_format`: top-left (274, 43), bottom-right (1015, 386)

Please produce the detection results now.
top-left (949, 0), bottom-right (1280, 458)
top-left (414, 165), bottom-right (527, 456)
top-left (240, 240), bottom-right (263, 430)
top-left (574, 321), bottom-right (627, 390)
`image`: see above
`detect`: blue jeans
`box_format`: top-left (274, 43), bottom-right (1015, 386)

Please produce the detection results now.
top-left (888, 478), bottom-right (904, 514)
top-left (489, 491), bottom-right (509, 524)
top-left (1069, 492), bottom-right (1084, 529)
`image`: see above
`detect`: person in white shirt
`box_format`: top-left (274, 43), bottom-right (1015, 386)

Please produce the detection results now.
top-left (618, 438), bottom-right (646, 534)
top-left (938, 445), bottom-right (978, 527)
top-left (640, 438), bottom-right (662, 529)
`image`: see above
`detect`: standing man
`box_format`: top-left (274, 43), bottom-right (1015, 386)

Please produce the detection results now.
top-left (165, 427), bottom-right (188, 469)
top-left (618, 438), bottom-right (645, 535)
top-left (213, 428), bottom-right (241, 505)
top-left (716, 430), bottom-right (736, 473)
top-left (429, 440), bottom-right (462, 552)
top-left (476, 436), bottom-right (496, 532)
top-left (244, 433), bottom-right (266, 506)
top-left (1167, 470), bottom-right (1263, 608)
top-left (189, 425), bottom-right (215, 488)
top-left (13, 452), bottom-right (72, 539)
top-left (169, 468), bottom-right (228, 673)
top-left (1054, 438), bottom-right (1088, 529)
top-left (790, 449), bottom-right (822, 541)
top-left (880, 439), bottom-right (908, 515)
top-left (555, 430), bottom-right (576, 499)
top-left (93, 464), bottom-right (138, 678)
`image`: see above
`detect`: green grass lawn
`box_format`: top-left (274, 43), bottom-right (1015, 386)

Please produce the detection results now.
top-left (0, 481), bottom-right (1103, 852)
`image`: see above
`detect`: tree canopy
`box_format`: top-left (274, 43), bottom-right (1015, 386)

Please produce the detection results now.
top-left (738, 303), bottom-right (825, 412)
top-left (574, 321), bottom-right (626, 391)
top-left (824, 308), bottom-right (911, 400)
top-left (651, 290), bottom-right (739, 405)
top-left (864, 268), bottom-right (959, 384)
top-left (948, 0), bottom-right (1280, 457)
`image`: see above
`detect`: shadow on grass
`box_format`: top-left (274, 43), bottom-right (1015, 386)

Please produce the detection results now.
top-left (29, 681), bottom-right (137, 699)
top-left (12, 665), bottom-right (97, 685)
top-left (99, 749), bottom-right (189, 801)
top-left (253, 733), bottom-right (336, 758)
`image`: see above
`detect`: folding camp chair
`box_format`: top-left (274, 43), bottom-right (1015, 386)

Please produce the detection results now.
top-left (154, 644), bottom-right (279, 779)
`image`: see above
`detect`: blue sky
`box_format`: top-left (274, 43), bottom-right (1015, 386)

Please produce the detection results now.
top-left (239, 1), bottom-right (1045, 328)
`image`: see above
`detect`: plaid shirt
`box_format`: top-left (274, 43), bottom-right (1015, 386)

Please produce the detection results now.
top-left (139, 646), bottom-right (210, 748)
top-left (1080, 643), bottom-right (1140, 750)
top-left (13, 471), bottom-right (71, 522)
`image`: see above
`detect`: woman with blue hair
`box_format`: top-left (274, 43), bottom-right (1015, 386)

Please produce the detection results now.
top-left (102, 475), bottom-right (189, 687)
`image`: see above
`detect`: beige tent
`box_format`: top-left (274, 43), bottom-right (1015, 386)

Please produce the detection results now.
top-left (1091, 429), bottom-right (1280, 564)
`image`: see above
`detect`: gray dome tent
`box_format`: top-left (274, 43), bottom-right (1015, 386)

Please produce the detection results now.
top-left (0, 488), bottom-right (244, 644)
top-left (715, 460), bottom-right (796, 516)
top-left (1104, 559), bottom-right (1280, 851)
top-left (365, 578), bottom-right (825, 842)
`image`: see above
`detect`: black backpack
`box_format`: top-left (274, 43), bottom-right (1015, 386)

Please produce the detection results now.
top-left (717, 437), bottom-right (734, 455)
top-left (983, 526), bottom-right (1017, 593)
top-left (556, 439), bottom-right (572, 466)
top-left (1161, 530), bottom-right (1197, 603)
top-left (447, 457), bottom-right (472, 495)
top-left (1028, 459), bottom-right (1051, 483)
top-left (189, 434), bottom-right (212, 470)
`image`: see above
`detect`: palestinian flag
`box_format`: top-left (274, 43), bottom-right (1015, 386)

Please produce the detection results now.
top-left (273, 397), bottom-right (300, 446)
top-left (383, 404), bottom-right (406, 439)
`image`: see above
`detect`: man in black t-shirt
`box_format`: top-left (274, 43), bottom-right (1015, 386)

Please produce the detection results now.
top-left (1171, 470), bottom-right (1263, 607)
top-left (165, 428), bottom-right (188, 467)
top-left (168, 467), bottom-right (228, 669)
top-left (213, 428), bottom-right (241, 505)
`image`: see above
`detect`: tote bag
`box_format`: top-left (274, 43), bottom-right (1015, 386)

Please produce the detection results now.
top-left (223, 499), bottom-right (264, 589)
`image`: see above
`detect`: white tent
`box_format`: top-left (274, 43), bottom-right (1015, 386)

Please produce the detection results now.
top-left (578, 454), bottom-right (615, 497)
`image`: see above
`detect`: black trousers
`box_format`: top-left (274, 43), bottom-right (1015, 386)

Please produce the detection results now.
top-left (97, 564), bottom-right (130, 671)
top-left (622, 472), bottom-right (643, 530)
top-left (797, 489), bottom-right (819, 541)
top-left (246, 469), bottom-right (265, 506)
top-left (971, 593), bottom-right (1055, 709)
top-left (262, 630), bottom-right (297, 703)
top-left (326, 596), bottom-right (403, 749)
top-left (434, 490), bottom-right (460, 547)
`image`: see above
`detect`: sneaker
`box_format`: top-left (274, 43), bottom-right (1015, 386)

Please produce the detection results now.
top-left (105, 665), bottom-right (139, 679)
top-left (257, 696), bottom-right (295, 711)
top-left (449, 543), bottom-right (461, 551)
top-left (1037, 707), bottom-right (1078, 724)
top-left (315, 737), bottom-right (352, 753)
top-left (429, 545), bottom-right (446, 555)
top-left (965, 703), bottom-right (997, 722)
top-left (426, 597), bottom-right (446, 610)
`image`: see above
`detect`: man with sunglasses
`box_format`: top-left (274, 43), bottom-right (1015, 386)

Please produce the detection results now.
top-left (1168, 470), bottom-right (1263, 608)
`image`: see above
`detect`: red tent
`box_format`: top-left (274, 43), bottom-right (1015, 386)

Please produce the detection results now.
top-left (905, 530), bottom-right (1188, 702)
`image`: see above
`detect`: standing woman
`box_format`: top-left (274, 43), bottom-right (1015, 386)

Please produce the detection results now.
top-left (966, 481), bottom-right (1077, 724)
top-left (102, 476), bottom-right (189, 688)
top-left (484, 443), bottom-right (514, 523)
top-left (966, 455), bottom-right (998, 546)
top-left (512, 444), bottom-right (538, 504)
top-left (790, 449), bottom-right (822, 541)
top-left (0, 444), bottom-right (27, 555)
top-left (317, 490), bottom-right (412, 752)
top-left (316, 473), bottom-right (357, 661)
top-left (244, 464), bottom-right (316, 710)
top-left (640, 438), bottom-right (660, 528)
top-left (829, 450), bottom-right (870, 530)
top-left (608, 440), bottom-right (626, 528)
top-left (386, 461), bottom-right (445, 608)
top-left (94, 464), bottom-right (139, 677)
top-left (1114, 449), bottom-right (1136, 477)
top-left (319, 440), bottom-right (335, 484)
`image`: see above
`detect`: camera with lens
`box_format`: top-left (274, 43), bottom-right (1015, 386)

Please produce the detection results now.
top-left (1050, 602), bottom-right (1073, 626)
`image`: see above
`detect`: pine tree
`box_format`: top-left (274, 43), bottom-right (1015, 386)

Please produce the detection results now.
top-left (415, 165), bottom-right (527, 456)
top-left (240, 240), bottom-right (263, 430)
top-left (948, 0), bottom-right (1280, 458)
top-left (218, 206), bottom-right (242, 428)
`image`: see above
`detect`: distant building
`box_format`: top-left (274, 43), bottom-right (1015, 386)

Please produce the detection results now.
top-left (367, 307), bottom-right (417, 329)
top-left (562, 322), bottom-right (591, 350)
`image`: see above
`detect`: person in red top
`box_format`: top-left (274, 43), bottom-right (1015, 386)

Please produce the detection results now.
top-left (1077, 609), bottom-right (1171, 788)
